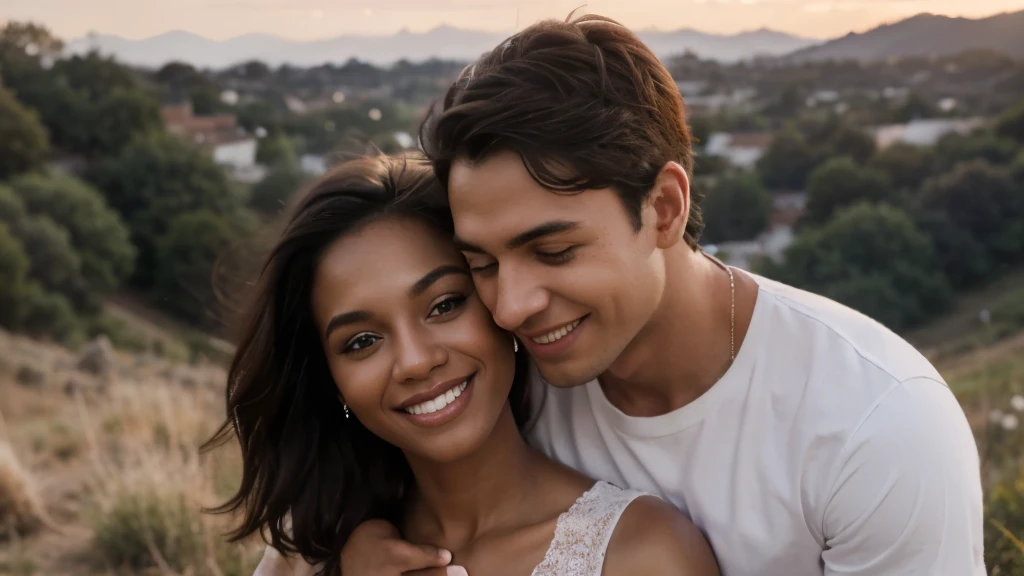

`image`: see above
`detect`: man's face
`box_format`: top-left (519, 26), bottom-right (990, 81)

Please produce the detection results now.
top-left (448, 150), bottom-right (667, 387)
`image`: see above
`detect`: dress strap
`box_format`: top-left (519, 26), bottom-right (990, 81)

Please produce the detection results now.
top-left (531, 481), bottom-right (647, 576)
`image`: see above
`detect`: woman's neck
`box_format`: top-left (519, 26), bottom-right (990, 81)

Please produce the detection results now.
top-left (401, 405), bottom-right (547, 548)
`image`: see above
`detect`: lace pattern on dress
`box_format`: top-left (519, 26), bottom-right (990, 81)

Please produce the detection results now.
top-left (530, 481), bottom-right (645, 576)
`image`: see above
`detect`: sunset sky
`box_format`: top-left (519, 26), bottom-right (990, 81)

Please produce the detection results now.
top-left (3, 0), bottom-right (1023, 40)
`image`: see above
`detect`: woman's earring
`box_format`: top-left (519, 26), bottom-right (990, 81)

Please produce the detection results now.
top-left (342, 402), bottom-right (350, 419)
top-left (513, 336), bottom-right (519, 353)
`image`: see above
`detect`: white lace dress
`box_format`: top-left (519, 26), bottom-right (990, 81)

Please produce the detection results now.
top-left (530, 481), bottom-right (645, 576)
top-left (256, 481), bottom-right (644, 576)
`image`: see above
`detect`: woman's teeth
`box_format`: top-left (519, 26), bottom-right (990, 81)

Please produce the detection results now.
top-left (404, 380), bottom-right (469, 415)
top-left (532, 319), bottom-right (581, 345)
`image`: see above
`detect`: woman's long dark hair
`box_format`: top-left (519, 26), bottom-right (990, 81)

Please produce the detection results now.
top-left (203, 154), bottom-right (532, 574)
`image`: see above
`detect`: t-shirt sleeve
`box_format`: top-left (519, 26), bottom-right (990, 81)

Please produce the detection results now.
top-left (820, 377), bottom-right (985, 575)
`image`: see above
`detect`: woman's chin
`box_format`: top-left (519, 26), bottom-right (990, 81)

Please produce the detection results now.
top-left (399, 421), bottom-right (496, 465)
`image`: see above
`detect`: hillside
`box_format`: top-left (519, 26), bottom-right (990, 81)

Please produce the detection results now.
top-left (2, 279), bottom-right (1024, 572)
top-left (783, 10), bottom-right (1024, 63)
top-left (64, 25), bottom-right (817, 69)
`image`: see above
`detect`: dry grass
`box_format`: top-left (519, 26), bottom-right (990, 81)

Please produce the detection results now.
top-left (0, 328), bottom-right (263, 575)
top-left (0, 440), bottom-right (47, 540)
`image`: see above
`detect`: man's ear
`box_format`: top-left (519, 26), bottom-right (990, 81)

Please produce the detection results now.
top-left (647, 161), bottom-right (690, 249)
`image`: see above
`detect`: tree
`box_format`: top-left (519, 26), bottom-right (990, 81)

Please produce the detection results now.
top-left (0, 85), bottom-right (49, 180)
top-left (1010, 152), bottom-right (1024, 187)
top-left (4, 49), bottom-right (162, 157)
top-left (87, 133), bottom-right (241, 288)
top-left (867, 143), bottom-right (935, 191)
top-left (90, 87), bottom-right (162, 156)
top-left (256, 134), bottom-right (297, 167)
top-left (893, 93), bottom-right (936, 123)
top-left (914, 212), bottom-right (993, 289)
top-left (7, 173), bottom-right (135, 292)
top-left (0, 184), bottom-right (97, 314)
top-left (803, 157), bottom-right (896, 227)
top-left (824, 124), bottom-right (877, 165)
top-left (236, 99), bottom-right (279, 133)
top-left (154, 210), bottom-right (237, 326)
top-left (0, 184), bottom-right (28, 228)
top-left (250, 162), bottom-right (309, 215)
top-left (700, 174), bottom-right (772, 244)
top-left (14, 215), bottom-right (88, 306)
top-left (807, 120), bottom-right (877, 165)
top-left (771, 203), bottom-right (950, 331)
top-left (755, 129), bottom-right (819, 191)
top-left (917, 160), bottom-right (1024, 264)
top-left (0, 22), bottom-right (64, 60)
top-left (935, 132), bottom-right (1018, 169)
top-left (0, 222), bottom-right (30, 328)
top-left (995, 98), bottom-right (1024, 144)
top-left (18, 282), bottom-right (82, 344)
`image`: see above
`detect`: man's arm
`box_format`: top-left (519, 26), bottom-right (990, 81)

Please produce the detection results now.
top-left (252, 519), bottom-right (462, 576)
top-left (821, 377), bottom-right (985, 575)
top-left (602, 496), bottom-right (721, 576)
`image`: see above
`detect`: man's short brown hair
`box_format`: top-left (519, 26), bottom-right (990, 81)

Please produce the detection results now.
top-left (421, 13), bottom-right (703, 248)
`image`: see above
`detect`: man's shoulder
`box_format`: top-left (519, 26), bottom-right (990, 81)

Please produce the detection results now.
top-left (750, 273), bottom-right (944, 385)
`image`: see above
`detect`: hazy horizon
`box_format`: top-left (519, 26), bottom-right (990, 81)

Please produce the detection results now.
top-left (3, 0), bottom-right (1024, 42)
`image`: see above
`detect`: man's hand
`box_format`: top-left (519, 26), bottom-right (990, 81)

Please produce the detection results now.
top-left (341, 519), bottom-right (468, 576)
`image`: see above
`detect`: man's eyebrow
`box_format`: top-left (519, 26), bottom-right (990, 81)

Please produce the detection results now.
top-left (507, 220), bottom-right (580, 250)
top-left (454, 220), bottom-right (581, 253)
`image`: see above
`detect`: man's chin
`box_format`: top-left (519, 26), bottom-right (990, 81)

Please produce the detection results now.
top-left (536, 360), bottom-right (604, 389)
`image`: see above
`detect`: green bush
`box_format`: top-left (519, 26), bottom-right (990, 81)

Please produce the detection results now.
top-left (985, 463), bottom-right (1024, 573)
top-left (87, 313), bottom-right (149, 353)
top-left (803, 156), bottom-right (897, 227)
top-left (91, 488), bottom-right (262, 575)
top-left (0, 84), bottom-right (49, 180)
top-left (19, 283), bottom-right (83, 345)
top-left (0, 222), bottom-right (30, 328)
top-left (700, 173), bottom-right (772, 244)
top-left (917, 160), bottom-right (1024, 265)
top-left (154, 210), bottom-right (237, 326)
top-left (766, 203), bottom-right (951, 331)
top-left (8, 172), bottom-right (135, 292)
top-left (92, 490), bottom-right (202, 570)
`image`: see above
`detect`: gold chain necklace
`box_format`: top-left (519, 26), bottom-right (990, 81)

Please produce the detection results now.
top-left (703, 251), bottom-right (736, 362)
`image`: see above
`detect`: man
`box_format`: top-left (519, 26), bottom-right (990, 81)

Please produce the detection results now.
top-left (276, 14), bottom-right (985, 576)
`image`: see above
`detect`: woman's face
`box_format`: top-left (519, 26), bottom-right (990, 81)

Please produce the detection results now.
top-left (310, 216), bottom-right (517, 463)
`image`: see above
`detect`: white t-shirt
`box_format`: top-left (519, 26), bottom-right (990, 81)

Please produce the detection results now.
top-left (527, 274), bottom-right (985, 576)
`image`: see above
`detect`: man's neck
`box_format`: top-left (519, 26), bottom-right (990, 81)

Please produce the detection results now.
top-left (598, 247), bottom-right (754, 417)
top-left (402, 406), bottom-right (550, 548)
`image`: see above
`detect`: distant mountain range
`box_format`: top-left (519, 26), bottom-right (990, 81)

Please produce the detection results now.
top-left (784, 9), bottom-right (1024, 63)
top-left (63, 9), bottom-right (1024, 70)
top-left (64, 26), bottom-right (817, 69)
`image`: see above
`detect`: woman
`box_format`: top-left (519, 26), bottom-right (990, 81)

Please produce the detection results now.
top-left (208, 154), bottom-right (719, 576)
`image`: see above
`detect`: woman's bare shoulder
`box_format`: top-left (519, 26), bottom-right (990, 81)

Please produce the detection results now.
top-left (601, 495), bottom-right (720, 576)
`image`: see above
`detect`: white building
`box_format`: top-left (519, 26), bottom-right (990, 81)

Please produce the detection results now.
top-left (870, 117), bottom-right (987, 149)
top-left (704, 132), bottom-right (774, 170)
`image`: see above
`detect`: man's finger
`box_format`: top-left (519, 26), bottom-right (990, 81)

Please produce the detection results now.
top-left (404, 566), bottom-right (469, 576)
top-left (388, 540), bottom-right (453, 571)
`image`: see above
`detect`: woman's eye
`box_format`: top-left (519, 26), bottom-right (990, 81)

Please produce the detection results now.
top-left (429, 294), bottom-right (468, 317)
top-left (343, 333), bottom-right (380, 353)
